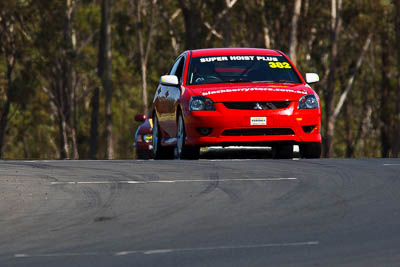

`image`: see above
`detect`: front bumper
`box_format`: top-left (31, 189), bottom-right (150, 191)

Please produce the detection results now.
top-left (134, 142), bottom-right (153, 158)
top-left (183, 102), bottom-right (321, 146)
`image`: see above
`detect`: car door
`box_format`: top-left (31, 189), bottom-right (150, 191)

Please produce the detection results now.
top-left (157, 56), bottom-right (185, 139)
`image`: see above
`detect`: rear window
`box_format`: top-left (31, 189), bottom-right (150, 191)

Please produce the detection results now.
top-left (188, 55), bottom-right (302, 85)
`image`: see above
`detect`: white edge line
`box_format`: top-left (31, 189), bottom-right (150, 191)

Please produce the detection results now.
top-left (383, 164), bottom-right (400, 166)
top-left (15, 241), bottom-right (319, 258)
top-left (14, 254), bottom-right (29, 258)
top-left (114, 251), bottom-right (138, 256)
top-left (139, 241), bottom-right (319, 255)
top-left (15, 252), bottom-right (98, 258)
top-left (143, 249), bottom-right (174, 255)
top-left (50, 178), bottom-right (297, 185)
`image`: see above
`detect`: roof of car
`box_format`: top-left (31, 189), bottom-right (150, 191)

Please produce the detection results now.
top-left (189, 48), bottom-right (282, 57)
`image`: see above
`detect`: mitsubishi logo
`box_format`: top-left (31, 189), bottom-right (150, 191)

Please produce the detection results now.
top-left (254, 103), bottom-right (263, 110)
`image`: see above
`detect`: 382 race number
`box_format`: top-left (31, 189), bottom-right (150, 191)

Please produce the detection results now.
top-left (268, 62), bottom-right (291, 69)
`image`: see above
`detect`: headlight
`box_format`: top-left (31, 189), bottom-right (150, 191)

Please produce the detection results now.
top-left (189, 96), bottom-right (216, 111)
top-left (143, 134), bottom-right (152, 143)
top-left (298, 94), bottom-right (318, 109)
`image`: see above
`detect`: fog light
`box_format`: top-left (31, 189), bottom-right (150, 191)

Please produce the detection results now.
top-left (302, 125), bottom-right (316, 133)
top-left (197, 128), bottom-right (212, 136)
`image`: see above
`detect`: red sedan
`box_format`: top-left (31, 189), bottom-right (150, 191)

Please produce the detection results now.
top-left (152, 48), bottom-right (321, 159)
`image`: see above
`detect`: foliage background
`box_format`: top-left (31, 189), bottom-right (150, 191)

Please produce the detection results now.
top-left (0, 0), bottom-right (399, 159)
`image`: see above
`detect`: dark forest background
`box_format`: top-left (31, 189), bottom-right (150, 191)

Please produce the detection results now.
top-left (0, 0), bottom-right (399, 159)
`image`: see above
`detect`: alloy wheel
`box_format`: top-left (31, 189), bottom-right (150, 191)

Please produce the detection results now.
top-left (152, 115), bottom-right (159, 157)
top-left (176, 115), bottom-right (185, 159)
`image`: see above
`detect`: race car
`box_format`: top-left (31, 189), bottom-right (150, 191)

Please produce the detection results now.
top-left (133, 113), bottom-right (153, 159)
top-left (152, 48), bottom-right (321, 159)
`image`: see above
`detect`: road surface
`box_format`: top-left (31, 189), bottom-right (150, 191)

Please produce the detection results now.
top-left (1, 158), bottom-right (400, 266)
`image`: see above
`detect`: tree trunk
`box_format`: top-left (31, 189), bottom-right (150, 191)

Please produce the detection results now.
top-left (57, 0), bottom-right (79, 159)
top-left (179, 0), bottom-right (196, 50)
top-left (179, 0), bottom-right (203, 50)
top-left (0, 15), bottom-right (15, 159)
top-left (259, 0), bottom-right (271, 48)
top-left (0, 60), bottom-right (12, 160)
top-left (58, 112), bottom-right (70, 159)
top-left (0, 98), bottom-right (10, 159)
top-left (394, 0), bottom-right (400, 157)
top-left (100, 0), bottom-right (113, 159)
top-left (223, 0), bottom-right (232, 47)
top-left (344, 98), bottom-right (354, 157)
top-left (137, 0), bottom-right (146, 114)
top-left (90, 0), bottom-right (109, 159)
top-left (304, 0), bottom-right (309, 16)
top-left (380, 26), bottom-right (391, 157)
top-left (66, 0), bottom-right (79, 159)
top-left (351, 85), bottom-right (370, 156)
top-left (289, 0), bottom-right (301, 64)
top-left (89, 87), bottom-right (99, 159)
top-left (323, 0), bottom-right (342, 157)
top-left (140, 62), bottom-right (148, 114)
top-left (136, 0), bottom-right (157, 115)
top-left (70, 78), bottom-right (79, 159)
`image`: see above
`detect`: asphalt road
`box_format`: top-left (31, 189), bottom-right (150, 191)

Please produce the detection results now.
top-left (1, 158), bottom-right (400, 267)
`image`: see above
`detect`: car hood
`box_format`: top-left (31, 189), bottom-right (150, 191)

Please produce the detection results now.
top-left (138, 119), bottom-right (152, 134)
top-left (187, 83), bottom-right (312, 102)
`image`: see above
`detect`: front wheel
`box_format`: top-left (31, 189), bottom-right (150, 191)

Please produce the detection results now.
top-left (300, 142), bottom-right (321, 158)
top-left (152, 114), bottom-right (174, 159)
top-left (175, 113), bottom-right (200, 160)
top-left (273, 144), bottom-right (293, 159)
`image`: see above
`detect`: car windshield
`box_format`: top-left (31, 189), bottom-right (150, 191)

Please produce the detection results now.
top-left (188, 55), bottom-right (302, 85)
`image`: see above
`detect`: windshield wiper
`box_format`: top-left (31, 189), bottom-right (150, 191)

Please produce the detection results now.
top-left (225, 79), bottom-right (251, 83)
top-left (276, 80), bottom-right (297, 84)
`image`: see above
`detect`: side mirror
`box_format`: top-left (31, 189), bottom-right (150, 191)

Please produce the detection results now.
top-left (305, 73), bottom-right (319, 84)
top-left (160, 75), bottom-right (179, 86)
top-left (135, 113), bottom-right (147, 122)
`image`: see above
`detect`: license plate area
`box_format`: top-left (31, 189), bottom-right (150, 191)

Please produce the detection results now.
top-left (250, 117), bottom-right (267, 126)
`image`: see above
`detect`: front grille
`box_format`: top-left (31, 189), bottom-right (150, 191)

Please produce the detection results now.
top-left (223, 101), bottom-right (290, 110)
top-left (222, 128), bottom-right (295, 136)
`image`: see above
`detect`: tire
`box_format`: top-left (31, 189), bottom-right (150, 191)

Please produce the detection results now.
top-left (152, 114), bottom-right (174, 159)
top-left (175, 113), bottom-right (200, 160)
top-left (273, 144), bottom-right (294, 159)
top-left (135, 150), bottom-right (150, 160)
top-left (300, 142), bottom-right (321, 158)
